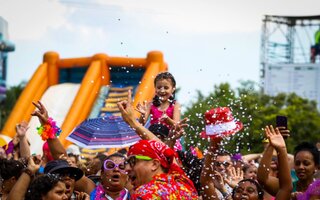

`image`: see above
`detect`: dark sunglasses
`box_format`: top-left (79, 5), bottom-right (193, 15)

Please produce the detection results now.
top-left (214, 161), bottom-right (231, 168)
top-left (103, 159), bottom-right (126, 173)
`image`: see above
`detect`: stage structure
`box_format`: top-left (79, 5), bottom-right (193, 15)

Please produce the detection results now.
top-left (0, 16), bottom-right (15, 101)
top-left (260, 15), bottom-right (320, 109)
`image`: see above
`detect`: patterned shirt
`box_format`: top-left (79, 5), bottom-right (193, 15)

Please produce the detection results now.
top-left (131, 170), bottom-right (198, 200)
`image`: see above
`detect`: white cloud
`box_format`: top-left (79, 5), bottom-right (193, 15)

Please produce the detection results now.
top-left (0, 0), bottom-right (69, 40)
top-left (96, 0), bottom-right (320, 34)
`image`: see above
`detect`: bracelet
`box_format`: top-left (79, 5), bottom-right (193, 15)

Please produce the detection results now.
top-left (37, 117), bottom-right (62, 141)
top-left (23, 168), bottom-right (34, 178)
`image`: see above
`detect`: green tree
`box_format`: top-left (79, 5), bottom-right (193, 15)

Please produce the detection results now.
top-left (0, 84), bottom-right (24, 129)
top-left (182, 81), bottom-right (320, 154)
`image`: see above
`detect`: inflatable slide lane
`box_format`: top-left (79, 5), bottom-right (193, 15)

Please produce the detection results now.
top-left (0, 51), bottom-right (167, 153)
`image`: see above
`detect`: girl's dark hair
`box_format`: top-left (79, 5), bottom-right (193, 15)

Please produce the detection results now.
top-left (232, 179), bottom-right (264, 200)
top-left (25, 174), bottom-right (62, 200)
top-left (294, 142), bottom-right (319, 166)
top-left (153, 72), bottom-right (176, 107)
top-left (0, 159), bottom-right (24, 180)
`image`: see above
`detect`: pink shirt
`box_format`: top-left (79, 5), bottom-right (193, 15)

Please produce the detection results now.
top-left (149, 103), bottom-right (182, 151)
top-left (150, 103), bottom-right (175, 127)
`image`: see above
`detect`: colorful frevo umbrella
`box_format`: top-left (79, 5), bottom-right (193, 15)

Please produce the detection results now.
top-left (67, 116), bottom-right (140, 148)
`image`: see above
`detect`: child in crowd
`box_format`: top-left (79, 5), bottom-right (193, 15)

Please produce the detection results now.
top-left (136, 72), bottom-right (182, 150)
top-left (136, 72), bottom-right (181, 128)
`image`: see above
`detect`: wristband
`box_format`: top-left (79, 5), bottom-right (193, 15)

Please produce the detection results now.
top-left (37, 117), bottom-right (61, 141)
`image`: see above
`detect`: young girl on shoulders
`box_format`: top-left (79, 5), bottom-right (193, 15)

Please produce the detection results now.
top-left (136, 72), bottom-right (181, 128)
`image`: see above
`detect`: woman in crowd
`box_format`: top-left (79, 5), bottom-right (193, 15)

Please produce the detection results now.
top-left (0, 159), bottom-right (24, 200)
top-left (258, 138), bottom-right (319, 198)
top-left (90, 153), bottom-right (130, 200)
top-left (25, 174), bottom-right (69, 200)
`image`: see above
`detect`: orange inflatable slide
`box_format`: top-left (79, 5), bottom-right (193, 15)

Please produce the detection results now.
top-left (0, 51), bottom-right (167, 153)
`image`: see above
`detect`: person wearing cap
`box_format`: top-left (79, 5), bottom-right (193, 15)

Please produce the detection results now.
top-left (44, 159), bottom-right (89, 200)
top-left (126, 140), bottom-right (198, 199)
top-left (6, 156), bottom-right (89, 200)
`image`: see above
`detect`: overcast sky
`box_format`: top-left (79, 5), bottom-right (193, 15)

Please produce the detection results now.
top-left (1, 0), bottom-right (320, 106)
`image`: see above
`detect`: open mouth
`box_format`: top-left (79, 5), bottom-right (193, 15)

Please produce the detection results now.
top-left (65, 184), bottom-right (71, 193)
top-left (111, 174), bottom-right (121, 182)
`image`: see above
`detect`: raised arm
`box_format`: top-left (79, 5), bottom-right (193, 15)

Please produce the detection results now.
top-left (117, 90), bottom-right (161, 142)
top-left (257, 141), bottom-right (279, 196)
top-left (15, 121), bottom-right (30, 158)
top-left (265, 125), bottom-right (292, 200)
top-left (7, 157), bottom-right (40, 200)
top-left (31, 101), bottom-right (67, 159)
top-left (199, 139), bottom-right (221, 200)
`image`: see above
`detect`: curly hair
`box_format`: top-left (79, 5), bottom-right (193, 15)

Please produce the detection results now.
top-left (25, 174), bottom-right (62, 200)
top-left (0, 159), bottom-right (24, 180)
top-left (232, 179), bottom-right (264, 200)
top-left (294, 142), bottom-right (319, 165)
top-left (152, 72), bottom-right (176, 107)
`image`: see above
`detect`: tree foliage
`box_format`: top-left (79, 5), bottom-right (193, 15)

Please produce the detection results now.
top-left (182, 81), bottom-right (320, 154)
top-left (0, 84), bottom-right (24, 129)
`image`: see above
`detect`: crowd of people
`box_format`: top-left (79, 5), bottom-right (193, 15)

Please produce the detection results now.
top-left (0, 72), bottom-right (319, 200)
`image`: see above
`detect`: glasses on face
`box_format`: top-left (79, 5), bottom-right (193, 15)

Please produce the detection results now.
top-left (103, 159), bottom-right (126, 173)
top-left (214, 161), bottom-right (231, 168)
top-left (126, 155), bottom-right (152, 168)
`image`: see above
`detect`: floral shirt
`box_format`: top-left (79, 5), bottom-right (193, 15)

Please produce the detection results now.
top-left (131, 170), bottom-right (198, 200)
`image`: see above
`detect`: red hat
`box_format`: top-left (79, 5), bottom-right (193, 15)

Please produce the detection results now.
top-left (201, 107), bottom-right (243, 139)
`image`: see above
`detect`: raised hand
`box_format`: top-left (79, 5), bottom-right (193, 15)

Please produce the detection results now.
top-left (117, 90), bottom-right (135, 124)
top-left (27, 155), bottom-right (40, 175)
top-left (15, 121), bottom-right (29, 139)
top-left (31, 101), bottom-right (49, 125)
top-left (224, 166), bottom-right (244, 188)
top-left (135, 101), bottom-right (147, 115)
top-left (265, 125), bottom-right (286, 150)
top-left (212, 171), bottom-right (227, 193)
top-left (167, 118), bottom-right (188, 141)
top-left (277, 126), bottom-right (290, 139)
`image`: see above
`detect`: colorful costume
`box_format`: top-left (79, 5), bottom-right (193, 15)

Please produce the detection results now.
top-left (128, 140), bottom-right (198, 200)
